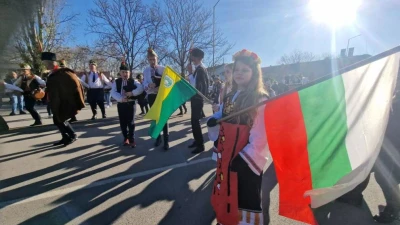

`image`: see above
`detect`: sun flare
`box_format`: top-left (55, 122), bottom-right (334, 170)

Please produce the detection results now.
top-left (309, 0), bottom-right (362, 28)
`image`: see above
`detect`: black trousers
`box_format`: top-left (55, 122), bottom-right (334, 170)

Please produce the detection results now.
top-left (24, 97), bottom-right (41, 122)
top-left (117, 102), bottom-right (135, 140)
top-left (179, 103), bottom-right (187, 113)
top-left (374, 140), bottom-right (400, 210)
top-left (87, 88), bottom-right (106, 116)
top-left (53, 117), bottom-right (75, 140)
top-left (190, 98), bottom-right (204, 146)
top-left (147, 94), bottom-right (168, 138)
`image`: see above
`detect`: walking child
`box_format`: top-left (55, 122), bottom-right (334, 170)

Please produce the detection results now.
top-left (111, 60), bottom-right (144, 148)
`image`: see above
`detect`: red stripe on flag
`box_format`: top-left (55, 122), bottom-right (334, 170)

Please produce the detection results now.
top-left (264, 92), bottom-right (318, 225)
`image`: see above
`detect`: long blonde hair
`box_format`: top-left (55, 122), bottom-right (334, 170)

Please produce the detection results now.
top-left (229, 56), bottom-right (268, 126)
top-left (221, 63), bottom-right (233, 101)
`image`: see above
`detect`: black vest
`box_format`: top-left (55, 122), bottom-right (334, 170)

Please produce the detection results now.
top-left (21, 76), bottom-right (40, 96)
top-left (115, 78), bottom-right (145, 101)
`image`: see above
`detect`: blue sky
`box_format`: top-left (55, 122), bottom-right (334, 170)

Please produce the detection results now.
top-left (65, 0), bottom-right (400, 67)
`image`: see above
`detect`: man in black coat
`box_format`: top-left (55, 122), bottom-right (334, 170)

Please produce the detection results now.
top-left (187, 48), bottom-right (209, 154)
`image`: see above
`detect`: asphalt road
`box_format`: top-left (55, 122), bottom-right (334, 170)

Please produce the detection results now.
top-left (0, 102), bottom-right (399, 225)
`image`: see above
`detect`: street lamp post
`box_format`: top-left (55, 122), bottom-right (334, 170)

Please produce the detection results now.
top-left (213, 0), bottom-right (221, 77)
top-left (346, 34), bottom-right (361, 56)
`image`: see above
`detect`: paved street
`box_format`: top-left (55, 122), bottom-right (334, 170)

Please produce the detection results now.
top-left (0, 102), bottom-right (399, 225)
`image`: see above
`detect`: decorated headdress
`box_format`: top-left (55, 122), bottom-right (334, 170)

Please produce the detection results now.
top-left (119, 57), bottom-right (129, 71)
top-left (232, 49), bottom-right (262, 64)
top-left (89, 59), bottom-right (97, 66)
top-left (147, 47), bottom-right (158, 58)
top-left (18, 63), bottom-right (32, 70)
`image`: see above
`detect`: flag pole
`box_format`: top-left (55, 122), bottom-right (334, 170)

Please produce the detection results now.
top-left (215, 45), bottom-right (400, 124)
top-left (216, 97), bottom-right (269, 123)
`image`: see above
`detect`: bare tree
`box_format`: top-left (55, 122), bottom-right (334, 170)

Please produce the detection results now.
top-left (14, 0), bottom-right (77, 74)
top-left (277, 49), bottom-right (316, 65)
top-left (163, 0), bottom-right (233, 76)
top-left (88, 0), bottom-right (149, 71)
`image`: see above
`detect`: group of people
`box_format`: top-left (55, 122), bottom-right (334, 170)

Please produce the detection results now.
top-left (1, 45), bottom-right (400, 225)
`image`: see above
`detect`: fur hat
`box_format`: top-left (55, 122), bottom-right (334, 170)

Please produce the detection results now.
top-left (89, 59), bottom-right (97, 66)
top-left (59, 59), bottom-right (66, 68)
top-left (41, 52), bottom-right (57, 61)
top-left (18, 63), bottom-right (31, 70)
top-left (190, 48), bottom-right (205, 59)
top-left (119, 58), bottom-right (129, 71)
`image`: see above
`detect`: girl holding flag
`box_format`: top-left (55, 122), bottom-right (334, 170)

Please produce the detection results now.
top-left (207, 49), bottom-right (269, 225)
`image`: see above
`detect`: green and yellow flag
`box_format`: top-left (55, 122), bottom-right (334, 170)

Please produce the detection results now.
top-left (144, 66), bottom-right (197, 138)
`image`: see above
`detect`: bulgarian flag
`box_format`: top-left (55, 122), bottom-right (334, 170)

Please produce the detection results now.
top-left (264, 47), bottom-right (400, 224)
top-left (144, 66), bottom-right (197, 138)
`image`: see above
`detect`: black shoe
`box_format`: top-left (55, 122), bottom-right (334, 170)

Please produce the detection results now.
top-left (30, 121), bottom-right (42, 127)
top-left (19, 111), bottom-right (27, 115)
top-left (9, 112), bottom-right (16, 116)
top-left (154, 136), bottom-right (162, 147)
top-left (130, 139), bottom-right (136, 148)
top-left (177, 112), bottom-right (183, 116)
top-left (69, 118), bottom-right (78, 123)
top-left (139, 112), bottom-right (145, 115)
top-left (53, 139), bottom-right (65, 146)
top-left (188, 142), bottom-right (197, 148)
top-left (91, 115), bottom-right (97, 120)
top-left (191, 146), bottom-right (205, 154)
top-left (184, 110), bottom-right (187, 114)
top-left (63, 138), bottom-right (73, 146)
top-left (373, 209), bottom-right (400, 223)
top-left (102, 114), bottom-right (107, 119)
top-left (70, 134), bottom-right (78, 143)
top-left (163, 135), bottom-right (169, 150)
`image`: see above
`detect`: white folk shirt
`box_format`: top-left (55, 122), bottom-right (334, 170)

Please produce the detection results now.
top-left (13, 75), bottom-right (46, 88)
top-left (110, 79), bottom-right (144, 103)
top-left (143, 65), bottom-right (165, 95)
top-left (209, 91), bottom-right (269, 176)
top-left (188, 63), bottom-right (203, 87)
top-left (80, 71), bottom-right (112, 89)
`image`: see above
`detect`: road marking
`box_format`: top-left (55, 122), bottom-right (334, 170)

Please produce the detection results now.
top-left (0, 157), bottom-right (213, 208)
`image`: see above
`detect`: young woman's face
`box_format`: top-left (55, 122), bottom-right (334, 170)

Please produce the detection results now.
top-left (233, 61), bottom-right (252, 86)
top-left (224, 67), bottom-right (232, 81)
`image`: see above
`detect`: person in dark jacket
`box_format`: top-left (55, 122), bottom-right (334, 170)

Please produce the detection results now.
top-left (187, 48), bottom-right (209, 154)
top-left (42, 52), bottom-right (85, 146)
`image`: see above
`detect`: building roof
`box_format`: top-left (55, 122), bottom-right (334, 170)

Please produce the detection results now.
top-left (262, 54), bottom-right (371, 81)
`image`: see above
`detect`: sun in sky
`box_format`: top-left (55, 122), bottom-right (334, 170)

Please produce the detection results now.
top-left (308, 0), bottom-right (362, 28)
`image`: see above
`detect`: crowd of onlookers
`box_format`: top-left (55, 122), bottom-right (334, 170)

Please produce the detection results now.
top-left (0, 70), bottom-right (154, 119)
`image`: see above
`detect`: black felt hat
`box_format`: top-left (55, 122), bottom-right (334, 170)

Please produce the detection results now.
top-left (191, 48), bottom-right (204, 59)
top-left (89, 59), bottom-right (97, 66)
top-left (41, 52), bottom-right (57, 61)
top-left (119, 60), bottom-right (129, 71)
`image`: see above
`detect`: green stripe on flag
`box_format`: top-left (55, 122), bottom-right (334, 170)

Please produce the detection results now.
top-left (148, 79), bottom-right (196, 138)
top-left (299, 75), bottom-right (352, 189)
